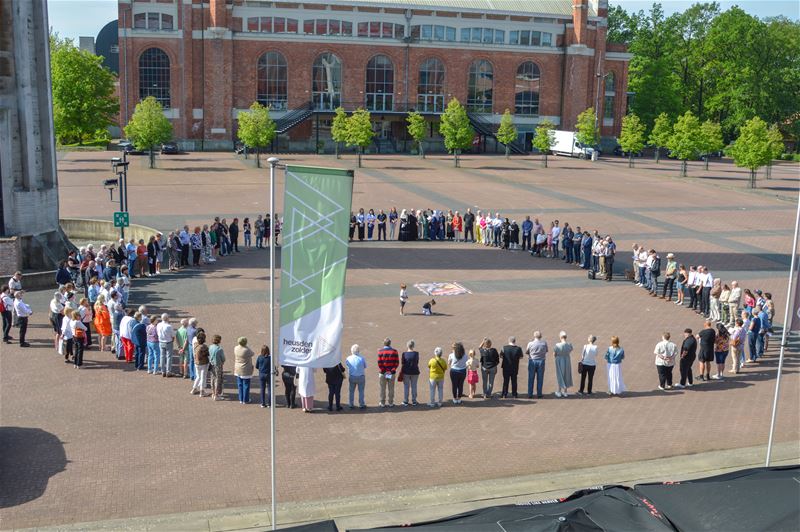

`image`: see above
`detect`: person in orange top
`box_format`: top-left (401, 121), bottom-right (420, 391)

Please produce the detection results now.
top-left (452, 211), bottom-right (463, 242)
top-left (93, 294), bottom-right (112, 352)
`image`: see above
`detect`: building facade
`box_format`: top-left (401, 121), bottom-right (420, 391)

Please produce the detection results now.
top-left (118, 0), bottom-right (630, 152)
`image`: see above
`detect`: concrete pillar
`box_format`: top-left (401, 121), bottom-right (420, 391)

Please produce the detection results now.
top-left (0, 0), bottom-right (72, 269)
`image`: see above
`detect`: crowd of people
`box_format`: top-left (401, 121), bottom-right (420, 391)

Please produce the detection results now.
top-left (0, 207), bottom-right (778, 412)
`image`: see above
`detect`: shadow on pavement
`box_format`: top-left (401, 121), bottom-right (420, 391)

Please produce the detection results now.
top-left (0, 427), bottom-right (67, 509)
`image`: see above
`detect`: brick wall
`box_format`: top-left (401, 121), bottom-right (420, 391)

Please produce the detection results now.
top-left (0, 237), bottom-right (21, 276)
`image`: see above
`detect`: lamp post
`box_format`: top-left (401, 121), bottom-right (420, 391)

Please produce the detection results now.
top-left (267, 156), bottom-right (279, 530)
top-left (111, 153), bottom-right (129, 239)
top-left (594, 71), bottom-right (612, 157)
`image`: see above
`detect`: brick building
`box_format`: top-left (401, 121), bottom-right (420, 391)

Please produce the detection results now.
top-left (118, 0), bottom-right (630, 152)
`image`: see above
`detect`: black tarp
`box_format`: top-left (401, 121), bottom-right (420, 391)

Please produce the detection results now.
top-left (634, 465), bottom-right (800, 532)
top-left (352, 487), bottom-right (675, 532)
top-left (280, 466), bottom-right (800, 532)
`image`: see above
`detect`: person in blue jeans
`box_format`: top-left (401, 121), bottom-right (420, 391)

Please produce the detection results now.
top-left (526, 332), bottom-right (548, 398)
top-left (255, 345), bottom-right (272, 408)
top-left (748, 308), bottom-right (762, 361)
top-left (186, 318), bottom-right (198, 380)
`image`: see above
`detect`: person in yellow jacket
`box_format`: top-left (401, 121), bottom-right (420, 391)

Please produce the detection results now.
top-left (427, 347), bottom-right (447, 407)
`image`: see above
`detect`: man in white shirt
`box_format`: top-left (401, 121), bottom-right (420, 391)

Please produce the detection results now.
top-left (13, 291), bottom-right (32, 347)
top-left (119, 310), bottom-right (136, 363)
top-left (654, 332), bottom-right (677, 390)
top-left (550, 221), bottom-right (561, 259)
top-left (637, 248), bottom-right (648, 287)
top-left (701, 266), bottom-right (714, 318)
top-left (156, 313), bottom-right (175, 377)
top-left (492, 213), bottom-right (503, 247)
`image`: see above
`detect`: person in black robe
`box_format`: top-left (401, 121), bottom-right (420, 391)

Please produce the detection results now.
top-left (407, 212), bottom-right (417, 241)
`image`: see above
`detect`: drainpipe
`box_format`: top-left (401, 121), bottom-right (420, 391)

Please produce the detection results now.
top-left (559, 22), bottom-right (567, 127)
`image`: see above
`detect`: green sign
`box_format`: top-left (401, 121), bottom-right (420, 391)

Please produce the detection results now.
top-left (113, 211), bottom-right (129, 228)
top-left (278, 165), bottom-right (354, 368)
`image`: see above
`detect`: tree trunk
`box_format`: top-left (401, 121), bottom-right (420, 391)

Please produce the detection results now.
top-left (256, 149), bottom-right (261, 168)
top-left (454, 150), bottom-right (460, 168)
top-left (505, 145), bottom-right (510, 159)
top-left (655, 148), bottom-right (661, 164)
top-left (680, 160), bottom-right (687, 177)
top-left (419, 141), bottom-right (425, 159)
top-left (766, 161), bottom-right (772, 179)
top-left (628, 153), bottom-right (634, 168)
top-left (357, 147), bottom-right (362, 168)
top-left (543, 153), bottom-right (548, 168)
top-left (335, 142), bottom-right (340, 159)
top-left (244, 146), bottom-right (248, 159)
top-left (149, 147), bottom-right (155, 169)
top-left (704, 156), bottom-right (709, 171)
top-left (750, 169), bottom-right (756, 188)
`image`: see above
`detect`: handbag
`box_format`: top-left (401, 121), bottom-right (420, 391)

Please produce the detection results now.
top-left (397, 368), bottom-right (404, 383)
top-left (578, 362), bottom-right (584, 374)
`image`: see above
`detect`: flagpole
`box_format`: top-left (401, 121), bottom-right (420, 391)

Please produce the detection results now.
top-left (766, 187), bottom-right (800, 466)
top-left (267, 156), bottom-right (279, 528)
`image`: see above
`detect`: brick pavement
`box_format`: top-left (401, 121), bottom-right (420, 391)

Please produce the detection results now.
top-left (0, 151), bottom-right (798, 528)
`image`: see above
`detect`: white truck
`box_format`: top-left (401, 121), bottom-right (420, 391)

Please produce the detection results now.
top-left (550, 130), bottom-right (598, 158)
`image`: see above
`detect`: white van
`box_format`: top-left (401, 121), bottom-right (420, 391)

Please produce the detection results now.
top-left (551, 130), bottom-right (598, 158)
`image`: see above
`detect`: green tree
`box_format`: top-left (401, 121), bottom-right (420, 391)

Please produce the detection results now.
top-left (344, 108), bottom-right (374, 168)
top-left (648, 112), bottom-right (673, 163)
top-left (575, 107), bottom-right (598, 159)
top-left (496, 109), bottom-right (518, 159)
top-left (618, 114), bottom-right (646, 167)
top-left (123, 96), bottom-right (173, 169)
top-left (727, 116), bottom-right (773, 188)
top-left (236, 102), bottom-right (276, 168)
top-left (666, 111), bottom-right (703, 177)
top-left (406, 111), bottom-right (427, 158)
top-left (531, 119), bottom-right (556, 168)
top-left (439, 98), bottom-right (474, 167)
top-left (765, 123), bottom-right (784, 179)
top-left (698, 120), bottom-right (724, 171)
top-left (331, 107), bottom-right (348, 159)
top-left (50, 34), bottom-right (118, 145)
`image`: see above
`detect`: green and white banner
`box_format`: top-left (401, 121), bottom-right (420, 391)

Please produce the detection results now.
top-left (279, 165), bottom-right (354, 367)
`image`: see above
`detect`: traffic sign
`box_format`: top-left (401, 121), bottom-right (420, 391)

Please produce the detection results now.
top-left (114, 211), bottom-right (129, 228)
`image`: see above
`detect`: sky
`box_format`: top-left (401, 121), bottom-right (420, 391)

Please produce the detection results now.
top-left (48, 0), bottom-right (799, 42)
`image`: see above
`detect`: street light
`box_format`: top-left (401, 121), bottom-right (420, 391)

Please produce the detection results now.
top-left (594, 71), bottom-right (613, 159)
top-left (111, 153), bottom-right (130, 238)
top-left (266, 155), bottom-right (279, 531)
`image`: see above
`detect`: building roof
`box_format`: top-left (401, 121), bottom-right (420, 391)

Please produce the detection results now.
top-left (324, 0), bottom-right (598, 18)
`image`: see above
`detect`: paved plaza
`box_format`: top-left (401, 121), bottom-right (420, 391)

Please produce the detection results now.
top-left (1, 151), bottom-right (798, 529)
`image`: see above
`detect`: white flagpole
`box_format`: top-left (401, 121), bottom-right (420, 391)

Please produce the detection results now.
top-left (766, 187), bottom-right (800, 466)
top-left (267, 156), bottom-right (279, 528)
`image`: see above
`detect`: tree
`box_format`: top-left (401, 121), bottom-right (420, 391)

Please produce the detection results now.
top-left (237, 102), bottom-right (276, 168)
top-left (331, 107), bottom-right (348, 159)
top-left (123, 96), bottom-right (173, 169)
top-left (727, 116), bottom-right (773, 188)
top-left (649, 112), bottom-right (673, 163)
top-left (50, 34), bottom-right (118, 145)
top-left (698, 120), bottom-right (724, 171)
top-left (496, 109), bottom-right (518, 159)
top-left (618, 114), bottom-right (647, 167)
top-left (406, 111), bottom-right (427, 158)
top-left (531, 119), bottom-right (556, 168)
top-left (667, 111), bottom-right (703, 177)
top-left (344, 108), bottom-right (374, 168)
top-left (575, 107), bottom-right (598, 159)
top-left (439, 98), bottom-right (474, 167)
top-left (765, 123), bottom-right (785, 179)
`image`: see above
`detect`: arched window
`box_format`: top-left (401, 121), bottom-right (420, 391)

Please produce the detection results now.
top-left (312, 53), bottom-right (342, 110)
top-left (467, 60), bottom-right (493, 113)
top-left (515, 62), bottom-right (540, 116)
top-left (138, 47), bottom-right (170, 108)
top-left (417, 58), bottom-right (445, 113)
top-left (257, 51), bottom-right (288, 111)
top-left (365, 55), bottom-right (394, 111)
top-left (603, 72), bottom-right (616, 121)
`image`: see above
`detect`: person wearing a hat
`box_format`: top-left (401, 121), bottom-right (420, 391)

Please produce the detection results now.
top-left (661, 253), bottom-right (678, 301)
